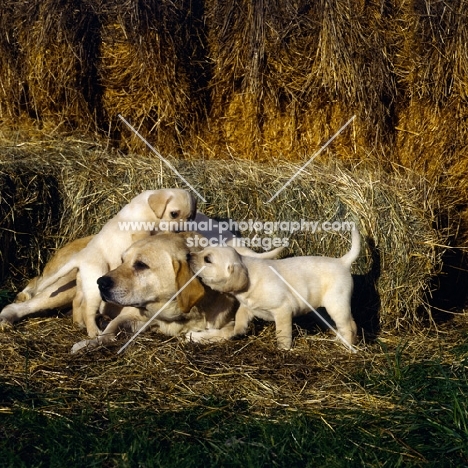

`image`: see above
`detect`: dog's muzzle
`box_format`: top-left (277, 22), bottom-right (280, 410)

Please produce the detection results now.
top-left (97, 275), bottom-right (114, 302)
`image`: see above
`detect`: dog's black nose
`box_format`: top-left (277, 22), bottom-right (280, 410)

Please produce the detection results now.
top-left (97, 275), bottom-right (114, 292)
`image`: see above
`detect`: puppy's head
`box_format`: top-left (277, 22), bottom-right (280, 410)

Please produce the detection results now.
top-left (148, 189), bottom-right (197, 225)
top-left (189, 246), bottom-right (249, 294)
top-left (97, 233), bottom-right (204, 318)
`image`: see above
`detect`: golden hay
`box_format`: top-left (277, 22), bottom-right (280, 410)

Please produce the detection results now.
top-left (0, 0), bottom-right (466, 168)
top-left (0, 138), bottom-right (453, 333)
top-left (0, 311), bottom-right (467, 417)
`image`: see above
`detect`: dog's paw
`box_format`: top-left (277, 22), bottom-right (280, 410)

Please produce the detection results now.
top-left (70, 334), bottom-right (116, 354)
top-left (0, 304), bottom-right (21, 326)
top-left (185, 330), bottom-right (206, 342)
top-left (70, 339), bottom-right (93, 354)
top-left (186, 328), bottom-right (232, 343)
top-left (14, 291), bottom-right (32, 303)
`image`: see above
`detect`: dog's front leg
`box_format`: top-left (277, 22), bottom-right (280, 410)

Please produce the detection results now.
top-left (233, 304), bottom-right (251, 336)
top-left (274, 310), bottom-right (293, 350)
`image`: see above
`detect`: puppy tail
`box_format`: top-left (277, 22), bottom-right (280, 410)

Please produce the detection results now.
top-left (340, 228), bottom-right (360, 266)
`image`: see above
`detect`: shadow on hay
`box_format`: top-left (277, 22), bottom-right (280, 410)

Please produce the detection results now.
top-left (429, 247), bottom-right (468, 323)
top-left (0, 169), bottom-right (62, 288)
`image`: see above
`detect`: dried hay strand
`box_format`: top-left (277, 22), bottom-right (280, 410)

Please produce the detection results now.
top-left (11, 0), bottom-right (100, 128)
top-left (202, 0), bottom-right (396, 160)
top-left (98, 0), bottom-right (206, 155)
top-left (0, 139), bottom-right (449, 332)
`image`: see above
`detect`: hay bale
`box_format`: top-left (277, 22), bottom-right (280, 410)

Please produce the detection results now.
top-left (11, 0), bottom-right (100, 128)
top-left (0, 140), bottom-right (449, 332)
top-left (0, 0), bottom-right (467, 174)
top-left (202, 0), bottom-right (396, 160)
top-left (0, 0), bottom-right (25, 120)
top-left (98, 0), bottom-right (206, 155)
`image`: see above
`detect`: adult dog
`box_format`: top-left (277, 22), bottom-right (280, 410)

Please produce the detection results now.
top-left (188, 228), bottom-right (360, 350)
top-left (1, 189), bottom-right (196, 337)
top-left (71, 232), bottom-right (236, 353)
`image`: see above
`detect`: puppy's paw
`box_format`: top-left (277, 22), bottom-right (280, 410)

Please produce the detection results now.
top-left (15, 291), bottom-right (32, 303)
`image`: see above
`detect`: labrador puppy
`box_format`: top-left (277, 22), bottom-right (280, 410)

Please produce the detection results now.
top-left (71, 232), bottom-right (238, 353)
top-left (188, 228), bottom-right (360, 350)
top-left (10, 189), bottom-right (196, 338)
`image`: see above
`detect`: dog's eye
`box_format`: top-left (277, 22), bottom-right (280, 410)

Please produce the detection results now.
top-left (134, 260), bottom-right (149, 271)
top-left (170, 210), bottom-right (180, 219)
top-left (204, 255), bottom-right (211, 264)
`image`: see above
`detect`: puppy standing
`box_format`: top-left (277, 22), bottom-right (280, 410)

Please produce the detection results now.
top-left (12, 189), bottom-right (196, 337)
top-left (189, 228), bottom-right (360, 350)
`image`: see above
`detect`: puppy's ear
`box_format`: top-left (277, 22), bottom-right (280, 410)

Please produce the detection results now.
top-left (173, 259), bottom-right (205, 313)
top-left (148, 191), bottom-right (170, 219)
top-left (226, 262), bottom-right (249, 293)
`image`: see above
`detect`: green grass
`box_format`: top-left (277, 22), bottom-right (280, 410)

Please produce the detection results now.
top-left (0, 289), bottom-right (14, 309)
top-left (1, 340), bottom-right (467, 468)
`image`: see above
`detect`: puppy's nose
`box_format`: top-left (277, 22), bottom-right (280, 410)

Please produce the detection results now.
top-left (186, 252), bottom-right (192, 261)
top-left (97, 275), bottom-right (114, 292)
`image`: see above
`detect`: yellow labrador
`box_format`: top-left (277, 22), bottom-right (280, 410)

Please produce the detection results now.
top-left (189, 228), bottom-right (360, 350)
top-left (14, 189), bottom-right (196, 337)
top-left (71, 232), bottom-right (238, 353)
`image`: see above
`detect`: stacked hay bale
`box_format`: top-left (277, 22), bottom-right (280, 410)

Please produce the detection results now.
top-left (98, 0), bottom-right (206, 155)
top-left (0, 143), bottom-right (446, 332)
top-left (0, 1), bottom-right (24, 121)
top-left (0, 0), bottom-right (466, 170)
top-left (393, 0), bottom-right (468, 177)
top-left (203, 0), bottom-right (396, 160)
top-left (9, 0), bottom-right (100, 128)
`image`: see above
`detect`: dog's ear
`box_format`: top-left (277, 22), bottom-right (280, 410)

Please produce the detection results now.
top-left (131, 232), bottom-right (151, 243)
top-left (226, 262), bottom-right (249, 293)
top-left (187, 192), bottom-right (197, 220)
top-left (173, 259), bottom-right (205, 313)
top-left (148, 191), bottom-right (171, 219)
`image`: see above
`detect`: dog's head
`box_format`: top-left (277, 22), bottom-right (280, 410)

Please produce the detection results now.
top-left (97, 232), bottom-right (205, 320)
top-left (148, 189), bottom-right (197, 225)
top-left (189, 246), bottom-right (249, 294)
